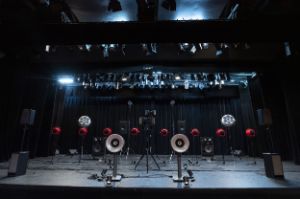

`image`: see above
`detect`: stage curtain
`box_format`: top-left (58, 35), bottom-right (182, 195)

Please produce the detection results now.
top-left (58, 87), bottom-right (256, 156)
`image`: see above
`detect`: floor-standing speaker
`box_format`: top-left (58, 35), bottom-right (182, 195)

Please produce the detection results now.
top-left (263, 153), bottom-right (284, 178)
top-left (8, 151), bottom-right (29, 176)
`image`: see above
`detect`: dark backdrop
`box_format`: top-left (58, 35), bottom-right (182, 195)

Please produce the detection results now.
top-left (54, 86), bottom-right (258, 156)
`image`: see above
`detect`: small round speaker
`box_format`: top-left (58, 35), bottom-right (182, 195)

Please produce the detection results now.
top-left (105, 134), bottom-right (125, 153)
top-left (221, 114), bottom-right (236, 127)
top-left (78, 115), bottom-right (92, 128)
top-left (170, 134), bottom-right (190, 153)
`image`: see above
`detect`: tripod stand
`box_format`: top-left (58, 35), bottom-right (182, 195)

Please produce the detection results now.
top-left (135, 116), bottom-right (160, 173)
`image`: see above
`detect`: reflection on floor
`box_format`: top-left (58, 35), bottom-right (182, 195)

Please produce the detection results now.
top-left (1, 155), bottom-right (300, 189)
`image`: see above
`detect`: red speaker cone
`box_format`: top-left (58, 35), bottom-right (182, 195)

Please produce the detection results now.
top-left (131, 128), bottom-right (140, 135)
top-left (103, 127), bottom-right (112, 136)
top-left (216, 128), bottom-right (226, 137)
top-left (160, 128), bottom-right (169, 136)
top-left (246, 128), bottom-right (256, 138)
top-left (191, 128), bottom-right (200, 136)
top-left (52, 127), bottom-right (61, 135)
top-left (78, 127), bottom-right (88, 136)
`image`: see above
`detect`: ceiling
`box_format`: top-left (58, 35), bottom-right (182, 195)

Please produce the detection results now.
top-left (65, 0), bottom-right (227, 22)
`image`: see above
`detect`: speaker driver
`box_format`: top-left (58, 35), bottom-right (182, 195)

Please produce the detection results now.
top-left (78, 115), bottom-right (92, 128)
top-left (105, 134), bottom-right (125, 153)
top-left (221, 114), bottom-right (236, 127)
top-left (171, 134), bottom-right (190, 153)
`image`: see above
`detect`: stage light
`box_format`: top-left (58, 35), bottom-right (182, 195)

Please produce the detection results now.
top-left (108, 0), bottom-right (122, 12)
top-left (58, 77), bottom-right (74, 85)
top-left (175, 74), bottom-right (181, 80)
top-left (184, 81), bottom-right (189, 90)
top-left (45, 45), bottom-right (50, 53)
top-left (162, 0), bottom-right (176, 11)
top-left (121, 74), bottom-right (128, 82)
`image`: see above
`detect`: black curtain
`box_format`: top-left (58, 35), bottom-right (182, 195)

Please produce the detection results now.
top-left (249, 73), bottom-right (300, 163)
top-left (56, 86), bottom-right (257, 155)
top-left (0, 68), bottom-right (55, 161)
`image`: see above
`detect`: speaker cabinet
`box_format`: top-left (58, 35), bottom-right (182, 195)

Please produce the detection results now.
top-left (92, 137), bottom-right (102, 157)
top-left (119, 120), bottom-right (129, 135)
top-left (177, 120), bottom-right (186, 134)
top-left (8, 151), bottom-right (29, 176)
top-left (201, 137), bottom-right (214, 157)
top-left (20, 109), bottom-right (36, 126)
top-left (257, 108), bottom-right (272, 126)
top-left (263, 153), bottom-right (284, 178)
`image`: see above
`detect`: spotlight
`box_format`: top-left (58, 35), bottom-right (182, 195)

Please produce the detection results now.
top-left (162, 0), bottom-right (176, 11)
top-left (207, 73), bottom-right (215, 86)
top-left (175, 74), bottom-right (181, 80)
top-left (45, 45), bottom-right (50, 53)
top-left (58, 76), bottom-right (74, 85)
top-left (184, 81), bottom-right (189, 90)
top-left (108, 0), bottom-right (122, 12)
top-left (121, 73), bottom-right (128, 82)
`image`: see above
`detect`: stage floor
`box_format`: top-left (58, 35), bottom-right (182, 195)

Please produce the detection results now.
top-left (1, 155), bottom-right (300, 198)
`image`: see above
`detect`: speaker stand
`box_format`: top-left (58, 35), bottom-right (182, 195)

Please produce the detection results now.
top-left (221, 138), bottom-right (225, 165)
top-left (173, 153), bottom-right (184, 182)
top-left (78, 135), bottom-right (85, 163)
top-left (250, 138), bottom-right (256, 165)
top-left (109, 154), bottom-right (122, 181)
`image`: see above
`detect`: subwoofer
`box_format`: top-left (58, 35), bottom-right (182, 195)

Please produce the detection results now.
top-left (263, 153), bottom-right (284, 178)
top-left (201, 137), bottom-right (214, 157)
top-left (8, 151), bottom-right (29, 176)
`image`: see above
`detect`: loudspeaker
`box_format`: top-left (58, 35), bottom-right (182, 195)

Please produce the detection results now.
top-left (92, 137), bottom-right (102, 157)
top-left (20, 109), bottom-right (36, 126)
top-left (8, 151), bottom-right (29, 176)
top-left (119, 120), bottom-right (129, 135)
top-left (177, 120), bottom-right (186, 134)
top-left (263, 153), bottom-right (284, 178)
top-left (170, 134), bottom-right (190, 153)
top-left (105, 134), bottom-right (125, 153)
top-left (257, 108), bottom-right (272, 126)
top-left (201, 137), bottom-right (214, 157)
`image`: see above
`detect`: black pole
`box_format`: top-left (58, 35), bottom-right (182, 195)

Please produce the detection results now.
top-left (20, 125), bottom-right (28, 151)
top-left (221, 137), bottom-right (225, 164)
top-left (113, 154), bottom-right (118, 177)
top-left (177, 153), bottom-right (182, 180)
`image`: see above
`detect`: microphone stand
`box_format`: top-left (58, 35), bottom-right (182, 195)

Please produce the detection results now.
top-left (169, 103), bottom-right (175, 161)
top-left (125, 102), bottom-right (134, 159)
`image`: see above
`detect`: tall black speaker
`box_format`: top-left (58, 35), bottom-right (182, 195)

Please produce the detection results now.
top-left (20, 109), bottom-right (36, 126)
top-left (201, 137), bottom-right (214, 157)
top-left (257, 108), bottom-right (272, 126)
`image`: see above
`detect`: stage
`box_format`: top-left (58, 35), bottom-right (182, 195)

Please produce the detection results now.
top-left (1, 155), bottom-right (300, 198)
